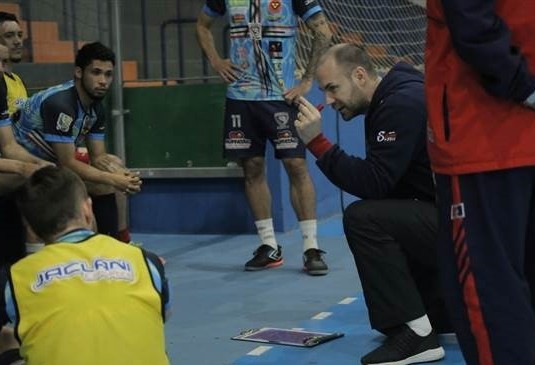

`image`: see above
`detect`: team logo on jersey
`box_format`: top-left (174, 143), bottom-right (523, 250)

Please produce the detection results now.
top-left (229, 0), bottom-right (248, 6)
top-left (236, 46), bottom-right (248, 61)
top-left (56, 112), bottom-right (74, 132)
top-left (376, 130), bottom-right (397, 142)
top-left (272, 61), bottom-right (282, 71)
top-left (231, 13), bottom-right (246, 23)
top-left (248, 22), bottom-right (262, 41)
top-left (267, 0), bottom-right (283, 20)
top-left (14, 97), bottom-right (26, 109)
top-left (32, 258), bottom-right (135, 292)
top-left (81, 115), bottom-right (96, 135)
top-left (269, 0), bottom-right (282, 13)
top-left (274, 112), bottom-right (289, 129)
top-left (269, 41), bottom-right (283, 59)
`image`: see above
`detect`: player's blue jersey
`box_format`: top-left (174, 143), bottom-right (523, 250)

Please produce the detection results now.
top-left (7, 80), bottom-right (106, 162)
top-left (203, 0), bottom-right (322, 101)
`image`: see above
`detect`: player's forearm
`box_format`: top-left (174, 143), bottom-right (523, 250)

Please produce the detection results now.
top-left (196, 23), bottom-right (222, 67)
top-left (2, 143), bottom-right (43, 164)
top-left (302, 16), bottom-right (333, 81)
top-left (61, 158), bottom-right (118, 188)
top-left (0, 158), bottom-right (28, 175)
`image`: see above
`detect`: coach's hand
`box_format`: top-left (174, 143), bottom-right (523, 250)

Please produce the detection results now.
top-left (294, 96), bottom-right (322, 145)
top-left (212, 58), bottom-right (240, 84)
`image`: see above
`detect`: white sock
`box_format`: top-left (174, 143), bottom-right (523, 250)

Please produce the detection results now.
top-left (255, 219), bottom-right (278, 250)
top-left (26, 242), bottom-right (45, 254)
top-left (406, 314), bottom-right (432, 337)
top-left (299, 219), bottom-right (319, 252)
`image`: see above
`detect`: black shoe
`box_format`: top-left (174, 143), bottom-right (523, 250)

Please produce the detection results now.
top-left (244, 245), bottom-right (283, 271)
top-left (303, 248), bottom-right (328, 276)
top-left (361, 325), bottom-right (445, 365)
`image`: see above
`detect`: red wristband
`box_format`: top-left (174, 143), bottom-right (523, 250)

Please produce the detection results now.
top-left (307, 133), bottom-right (333, 158)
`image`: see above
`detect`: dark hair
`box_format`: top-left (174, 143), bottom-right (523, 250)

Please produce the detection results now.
top-left (0, 12), bottom-right (18, 24)
top-left (75, 41), bottom-right (115, 70)
top-left (329, 44), bottom-right (377, 78)
top-left (16, 166), bottom-right (89, 242)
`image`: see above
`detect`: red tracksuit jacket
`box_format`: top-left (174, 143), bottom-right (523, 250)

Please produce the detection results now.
top-left (425, 0), bottom-right (535, 175)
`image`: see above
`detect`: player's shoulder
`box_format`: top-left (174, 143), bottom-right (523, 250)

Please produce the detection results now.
top-left (291, 0), bottom-right (323, 21)
top-left (39, 82), bottom-right (78, 114)
top-left (7, 71), bottom-right (24, 83)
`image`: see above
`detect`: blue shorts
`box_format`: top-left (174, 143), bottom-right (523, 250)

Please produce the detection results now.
top-left (223, 98), bottom-right (306, 159)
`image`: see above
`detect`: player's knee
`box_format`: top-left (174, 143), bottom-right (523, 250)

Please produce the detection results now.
top-left (282, 157), bottom-right (308, 179)
top-left (91, 154), bottom-right (125, 173)
top-left (343, 200), bottom-right (374, 231)
top-left (242, 157), bottom-right (265, 181)
top-left (106, 154), bottom-right (125, 167)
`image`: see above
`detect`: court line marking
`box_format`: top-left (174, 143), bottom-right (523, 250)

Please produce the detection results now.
top-left (339, 297), bottom-right (357, 305)
top-left (312, 312), bottom-right (332, 320)
top-left (247, 346), bottom-right (272, 356)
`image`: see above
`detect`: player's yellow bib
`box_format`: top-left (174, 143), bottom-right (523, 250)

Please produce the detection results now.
top-left (9, 235), bottom-right (169, 365)
top-left (4, 72), bottom-right (27, 115)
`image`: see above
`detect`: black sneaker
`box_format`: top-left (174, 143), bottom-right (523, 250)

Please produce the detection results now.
top-left (303, 248), bottom-right (329, 276)
top-left (244, 245), bottom-right (283, 271)
top-left (361, 325), bottom-right (445, 365)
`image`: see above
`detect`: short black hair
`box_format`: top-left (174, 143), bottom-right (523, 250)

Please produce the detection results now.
top-left (0, 11), bottom-right (18, 24)
top-left (75, 41), bottom-right (115, 70)
top-left (16, 166), bottom-right (89, 243)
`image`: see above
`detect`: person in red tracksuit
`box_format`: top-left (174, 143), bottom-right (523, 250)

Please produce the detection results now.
top-left (426, 1), bottom-right (535, 364)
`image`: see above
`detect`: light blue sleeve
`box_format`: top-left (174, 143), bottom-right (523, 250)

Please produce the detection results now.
top-left (146, 259), bottom-right (171, 313)
top-left (4, 283), bottom-right (17, 324)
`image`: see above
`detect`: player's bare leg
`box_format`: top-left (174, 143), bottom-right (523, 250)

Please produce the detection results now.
top-left (283, 157), bottom-right (328, 275)
top-left (242, 156), bottom-right (283, 271)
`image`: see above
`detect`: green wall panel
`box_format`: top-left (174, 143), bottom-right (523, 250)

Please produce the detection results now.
top-left (123, 83), bottom-right (228, 168)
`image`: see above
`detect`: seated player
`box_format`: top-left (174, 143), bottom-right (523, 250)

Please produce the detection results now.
top-left (0, 42), bottom-right (141, 241)
top-left (0, 166), bottom-right (170, 365)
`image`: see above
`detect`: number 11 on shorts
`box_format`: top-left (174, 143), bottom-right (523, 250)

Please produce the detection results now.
top-left (231, 114), bottom-right (242, 128)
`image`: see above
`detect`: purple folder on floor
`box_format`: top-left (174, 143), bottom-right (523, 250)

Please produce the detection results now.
top-left (232, 327), bottom-right (344, 347)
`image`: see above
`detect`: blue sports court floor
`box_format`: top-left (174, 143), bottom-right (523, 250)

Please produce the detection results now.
top-left (137, 215), bottom-right (465, 365)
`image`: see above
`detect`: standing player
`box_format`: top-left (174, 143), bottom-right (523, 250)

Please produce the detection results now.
top-left (426, 1), bottom-right (535, 364)
top-left (196, 0), bottom-right (332, 274)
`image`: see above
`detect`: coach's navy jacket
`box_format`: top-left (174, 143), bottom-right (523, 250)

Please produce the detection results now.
top-left (310, 62), bottom-right (434, 202)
